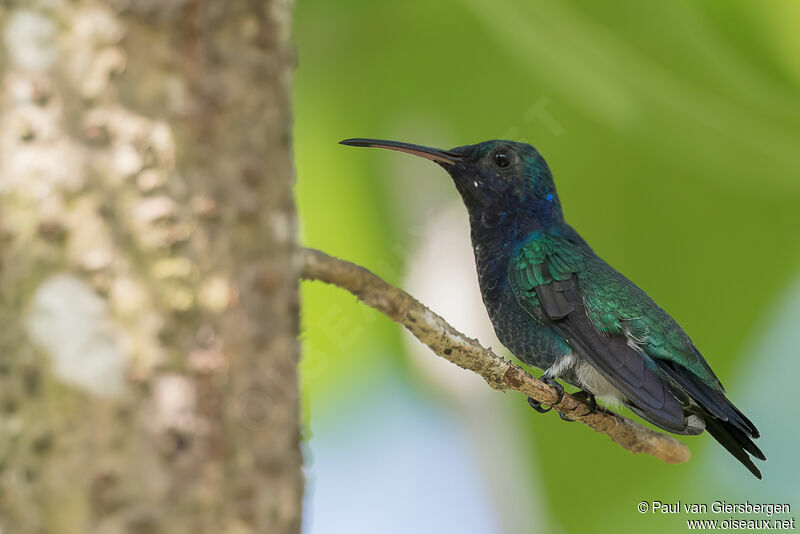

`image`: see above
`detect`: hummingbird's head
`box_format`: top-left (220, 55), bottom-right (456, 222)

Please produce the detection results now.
top-left (339, 138), bottom-right (563, 229)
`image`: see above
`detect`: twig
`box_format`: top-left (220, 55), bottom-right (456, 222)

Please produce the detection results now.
top-left (299, 247), bottom-right (690, 464)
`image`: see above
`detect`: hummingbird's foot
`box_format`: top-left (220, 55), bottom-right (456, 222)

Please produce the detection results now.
top-left (541, 374), bottom-right (565, 407)
top-left (527, 397), bottom-right (552, 413)
top-left (571, 390), bottom-right (598, 416)
top-left (557, 410), bottom-right (575, 422)
top-left (527, 376), bottom-right (565, 414)
top-left (584, 393), bottom-right (598, 415)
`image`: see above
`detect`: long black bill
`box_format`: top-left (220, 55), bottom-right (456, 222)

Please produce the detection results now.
top-left (339, 138), bottom-right (462, 165)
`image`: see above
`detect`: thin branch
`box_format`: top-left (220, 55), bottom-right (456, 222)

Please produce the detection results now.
top-left (299, 247), bottom-right (690, 465)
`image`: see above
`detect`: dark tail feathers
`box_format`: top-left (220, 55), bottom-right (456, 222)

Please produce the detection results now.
top-left (705, 416), bottom-right (764, 479)
top-left (655, 360), bottom-right (765, 479)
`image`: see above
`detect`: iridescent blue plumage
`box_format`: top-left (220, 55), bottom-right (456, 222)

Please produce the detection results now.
top-left (340, 137), bottom-right (765, 479)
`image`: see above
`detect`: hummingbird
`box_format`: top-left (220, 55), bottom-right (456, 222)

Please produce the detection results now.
top-left (340, 138), bottom-right (765, 478)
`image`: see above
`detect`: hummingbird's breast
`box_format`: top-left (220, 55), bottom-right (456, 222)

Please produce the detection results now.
top-left (470, 230), bottom-right (570, 372)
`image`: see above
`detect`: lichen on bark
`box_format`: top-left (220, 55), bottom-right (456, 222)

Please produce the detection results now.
top-left (0, 2), bottom-right (302, 533)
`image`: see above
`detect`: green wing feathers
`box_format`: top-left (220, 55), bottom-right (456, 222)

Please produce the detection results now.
top-left (509, 229), bottom-right (724, 393)
top-left (508, 230), bottom-right (583, 301)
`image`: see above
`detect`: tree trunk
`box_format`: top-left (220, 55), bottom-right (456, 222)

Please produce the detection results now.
top-left (0, 2), bottom-right (302, 533)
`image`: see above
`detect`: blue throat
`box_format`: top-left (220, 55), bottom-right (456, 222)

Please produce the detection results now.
top-left (468, 192), bottom-right (563, 300)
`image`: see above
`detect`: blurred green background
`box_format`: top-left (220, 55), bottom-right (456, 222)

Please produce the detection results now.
top-left (293, 1), bottom-right (800, 532)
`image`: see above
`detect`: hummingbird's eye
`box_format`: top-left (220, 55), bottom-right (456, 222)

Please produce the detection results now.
top-left (492, 148), bottom-right (514, 169)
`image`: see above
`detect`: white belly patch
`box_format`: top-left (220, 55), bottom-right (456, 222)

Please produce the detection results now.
top-left (574, 358), bottom-right (625, 407)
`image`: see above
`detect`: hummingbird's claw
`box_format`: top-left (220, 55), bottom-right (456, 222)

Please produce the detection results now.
top-left (571, 390), bottom-right (598, 416)
top-left (527, 397), bottom-right (552, 413)
top-left (526, 375), bottom-right (565, 414)
top-left (585, 393), bottom-right (598, 415)
top-left (557, 410), bottom-right (575, 422)
top-left (542, 375), bottom-right (565, 407)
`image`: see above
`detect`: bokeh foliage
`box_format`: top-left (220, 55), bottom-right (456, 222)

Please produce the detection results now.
top-left (294, 1), bottom-right (800, 532)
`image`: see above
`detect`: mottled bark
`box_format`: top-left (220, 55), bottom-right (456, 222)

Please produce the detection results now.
top-left (0, 2), bottom-right (301, 533)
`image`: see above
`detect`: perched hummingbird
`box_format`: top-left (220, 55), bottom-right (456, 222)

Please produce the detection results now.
top-left (340, 138), bottom-right (765, 478)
